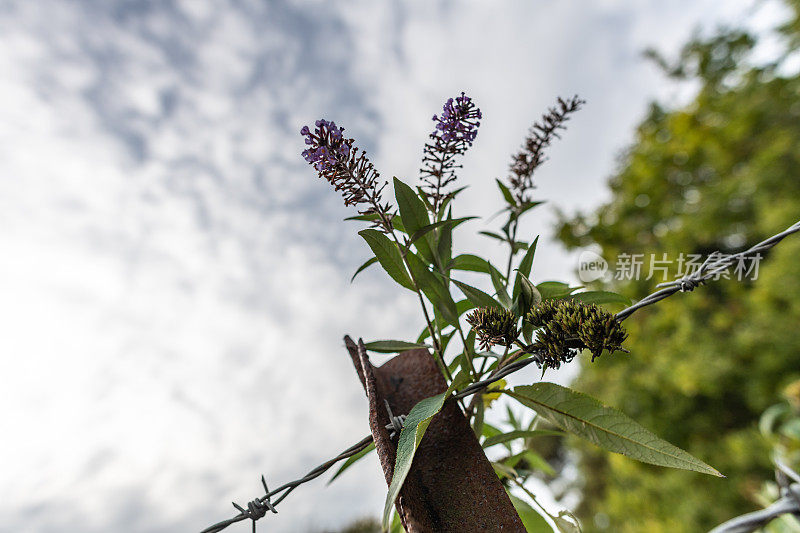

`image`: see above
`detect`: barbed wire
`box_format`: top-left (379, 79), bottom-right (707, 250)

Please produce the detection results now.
top-left (201, 340), bottom-right (545, 533)
top-left (709, 460), bottom-right (800, 533)
top-left (615, 220), bottom-right (800, 322)
top-left (202, 220), bottom-right (800, 533)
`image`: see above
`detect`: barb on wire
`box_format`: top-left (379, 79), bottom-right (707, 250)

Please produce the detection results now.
top-left (201, 343), bottom-right (546, 533)
top-left (203, 221), bottom-right (800, 533)
top-left (615, 220), bottom-right (800, 322)
top-left (201, 435), bottom-right (375, 533)
top-left (709, 461), bottom-right (800, 533)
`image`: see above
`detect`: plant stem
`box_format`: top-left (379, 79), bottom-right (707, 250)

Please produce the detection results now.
top-left (456, 327), bottom-right (478, 381)
top-left (468, 343), bottom-right (510, 419)
top-left (376, 210), bottom-right (453, 382)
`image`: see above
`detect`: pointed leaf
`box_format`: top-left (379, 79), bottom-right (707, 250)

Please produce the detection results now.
top-left (394, 177), bottom-right (434, 263)
top-left (406, 251), bottom-right (459, 326)
top-left (437, 186), bottom-right (468, 218)
top-left (512, 272), bottom-right (542, 317)
top-left (482, 429), bottom-right (563, 449)
top-left (435, 208), bottom-right (454, 272)
top-left (452, 279), bottom-right (502, 310)
top-left (406, 217), bottom-right (476, 250)
top-left (516, 200), bottom-right (546, 218)
top-left (382, 374), bottom-right (467, 528)
top-left (451, 254), bottom-right (495, 275)
top-left (328, 442), bottom-right (375, 484)
top-left (346, 213), bottom-right (405, 233)
top-left (364, 340), bottom-right (431, 353)
top-left (480, 230), bottom-right (508, 243)
top-left (358, 229), bottom-right (414, 290)
top-left (351, 256), bottom-right (378, 283)
top-left (508, 494), bottom-right (552, 532)
top-left (536, 281), bottom-right (581, 300)
top-left (490, 264), bottom-right (512, 309)
top-left (496, 179), bottom-right (516, 206)
top-left (513, 236), bottom-right (539, 299)
top-left (508, 383), bottom-right (723, 476)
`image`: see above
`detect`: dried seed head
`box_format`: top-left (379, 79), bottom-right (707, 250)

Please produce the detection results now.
top-left (578, 311), bottom-right (628, 361)
top-left (506, 96), bottom-right (584, 204)
top-left (466, 307), bottom-right (518, 351)
top-left (525, 299), bottom-right (627, 367)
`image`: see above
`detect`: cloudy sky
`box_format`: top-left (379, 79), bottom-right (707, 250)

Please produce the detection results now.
top-left (0, 1), bottom-right (787, 532)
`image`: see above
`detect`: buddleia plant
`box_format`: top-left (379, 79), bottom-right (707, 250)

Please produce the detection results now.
top-left (300, 93), bottom-right (723, 530)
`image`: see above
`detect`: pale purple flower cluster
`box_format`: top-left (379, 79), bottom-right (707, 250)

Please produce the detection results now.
top-left (299, 118), bottom-right (392, 231)
top-left (432, 92), bottom-right (482, 145)
top-left (301, 119), bottom-right (351, 172)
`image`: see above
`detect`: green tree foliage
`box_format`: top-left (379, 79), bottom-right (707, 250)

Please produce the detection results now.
top-left (556, 7), bottom-right (800, 531)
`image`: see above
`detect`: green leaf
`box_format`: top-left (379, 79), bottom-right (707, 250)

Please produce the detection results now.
top-left (508, 383), bottom-right (724, 476)
top-left (406, 251), bottom-right (459, 326)
top-left (416, 185), bottom-right (436, 213)
top-left (452, 279), bottom-right (502, 310)
top-left (389, 509), bottom-right (404, 533)
top-left (506, 404), bottom-right (520, 430)
top-left (364, 340), bottom-right (431, 353)
top-left (435, 208), bottom-right (454, 272)
top-left (406, 217), bottom-right (477, 268)
top-left (394, 177), bottom-right (434, 263)
top-left (328, 442), bottom-right (375, 484)
top-left (344, 213), bottom-right (381, 223)
top-left (508, 494), bottom-right (552, 532)
top-left (512, 272), bottom-right (542, 317)
top-left (358, 229), bottom-right (414, 291)
top-left (491, 264), bottom-right (513, 309)
top-left (351, 256), bottom-right (378, 283)
top-left (381, 375), bottom-right (467, 528)
top-left (437, 186), bottom-right (468, 218)
top-left (568, 291), bottom-right (631, 306)
top-left (513, 236), bottom-right (539, 299)
top-left (450, 254), bottom-right (495, 275)
top-left (536, 281), bottom-right (581, 300)
top-left (496, 179), bottom-right (516, 206)
top-left (516, 200), bottom-right (546, 218)
top-left (482, 429), bottom-right (563, 449)
top-left (345, 213), bottom-right (405, 233)
top-left (480, 230), bottom-right (508, 243)
top-left (473, 399), bottom-right (485, 437)
top-left (406, 217), bottom-right (476, 252)
top-left (513, 241), bottom-right (530, 252)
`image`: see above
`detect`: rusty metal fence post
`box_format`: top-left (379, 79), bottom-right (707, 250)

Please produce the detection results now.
top-left (345, 336), bottom-right (525, 532)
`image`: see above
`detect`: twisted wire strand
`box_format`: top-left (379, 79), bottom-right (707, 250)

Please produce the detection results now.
top-left (615, 220), bottom-right (800, 322)
top-left (201, 344), bottom-right (546, 533)
top-left (203, 221), bottom-right (800, 533)
top-left (709, 461), bottom-right (800, 533)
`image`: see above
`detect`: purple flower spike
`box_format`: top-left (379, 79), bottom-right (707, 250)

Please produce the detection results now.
top-left (300, 119), bottom-right (393, 232)
top-left (432, 92), bottom-right (481, 145)
top-left (300, 119), bottom-right (351, 172)
top-left (420, 92), bottom-right (482, 213)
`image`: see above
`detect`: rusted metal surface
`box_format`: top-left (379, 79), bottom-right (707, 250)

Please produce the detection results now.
top-left (344, 336), bottom-right (525, 533)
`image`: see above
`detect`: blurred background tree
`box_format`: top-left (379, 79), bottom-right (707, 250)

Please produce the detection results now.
top-left (556, 1), bottom-right (800, 530)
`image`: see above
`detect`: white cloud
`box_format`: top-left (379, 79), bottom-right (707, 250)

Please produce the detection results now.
top-left (0, 0), bottom-right (783, 530)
